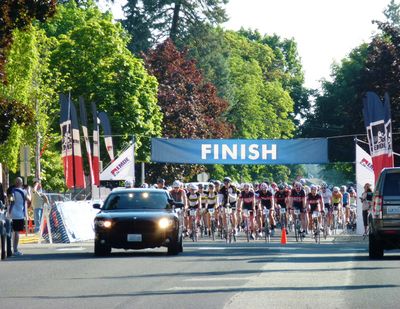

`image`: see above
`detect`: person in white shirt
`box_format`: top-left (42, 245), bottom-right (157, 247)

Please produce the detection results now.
top-left (8, 177), bottom-right (30, 256)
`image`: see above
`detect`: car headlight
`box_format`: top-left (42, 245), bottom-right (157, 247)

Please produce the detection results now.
top-left (96, 220), bottom-right (112, 228)
top-left (159, 218), bottom-right (173, 229)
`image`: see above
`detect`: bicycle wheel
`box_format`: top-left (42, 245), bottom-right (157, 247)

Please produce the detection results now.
top-left (211, 220), bottom-right (215, 241)
top-left (294, 220), bottom-right (299, 242)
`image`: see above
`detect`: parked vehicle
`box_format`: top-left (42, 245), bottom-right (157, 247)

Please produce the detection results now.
top-left (0, 201), bottom-right (12, 260)
top-left (369, 168), bottom-right (400, 259)
top-left (93, 188), bottom-right (184, 256)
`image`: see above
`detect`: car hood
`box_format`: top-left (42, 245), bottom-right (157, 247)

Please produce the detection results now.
top-left (95, 209), bottom-right (177, 220)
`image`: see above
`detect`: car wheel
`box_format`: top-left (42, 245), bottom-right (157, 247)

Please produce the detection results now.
top-left (168, 238), bottom-right (181, 256)
top-left (6, 234), bottom-right (12, 258)
top-left (94, 240), bottom-right (111, 257)
top-left (1, 233), bottom-right (6, 260)
top-left (178, 235), bottom-right (183, 253)
top-left (369, 233), bottom-right (384, 259)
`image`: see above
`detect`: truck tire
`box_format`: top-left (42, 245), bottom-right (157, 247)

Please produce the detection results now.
top-left (369, 233), bottom-right (384, 259)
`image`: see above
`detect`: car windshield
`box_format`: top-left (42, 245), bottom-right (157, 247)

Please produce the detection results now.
top-left (102, 191), bottom-right (169, 210)
top-left (383, 173), bottom-right (400, 196)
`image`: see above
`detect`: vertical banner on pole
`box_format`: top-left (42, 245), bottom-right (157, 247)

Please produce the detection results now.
top-left (355, 144), bottom-right (375, 235)
top-left (91, 102), bottom-right (100, 186)
top-left (70, 101), bottom-right (86, 188)
top-left (362, 91), bottom-right (394, 181)
top-left (60, 94), bottom-right (74, 189)
top-left (98, 112), bottom-right (114, 162)
top-left (79, 97), bottom-right (94, 184)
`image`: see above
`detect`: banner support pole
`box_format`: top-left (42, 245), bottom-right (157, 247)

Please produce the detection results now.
top-left (132, 135), bottom-right (135, 186)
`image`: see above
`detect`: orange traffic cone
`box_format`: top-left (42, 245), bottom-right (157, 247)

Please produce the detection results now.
top-left (280, 228), bottom-right (287, 245)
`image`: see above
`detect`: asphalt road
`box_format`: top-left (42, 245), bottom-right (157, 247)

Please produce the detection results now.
top-left (1, 233), bottom-right (399, 309)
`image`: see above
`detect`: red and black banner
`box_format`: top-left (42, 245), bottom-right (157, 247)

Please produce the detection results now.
top-left (79, 97), bottom-right (94, 185)
top-left (91, 102), bottom-right (100, 186)
top-left (363, 92), bottom-right (394, 181)
top-left (98, 111), bottom-right (114, 162)
top-left (60, 94), bottom-right (86, 189)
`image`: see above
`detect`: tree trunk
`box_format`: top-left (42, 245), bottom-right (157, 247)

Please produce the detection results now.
top-left (170, 1), bottom-right (181, 41)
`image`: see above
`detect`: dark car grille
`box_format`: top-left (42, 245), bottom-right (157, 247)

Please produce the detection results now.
top-left (112, 219), bottom-right (159, 234)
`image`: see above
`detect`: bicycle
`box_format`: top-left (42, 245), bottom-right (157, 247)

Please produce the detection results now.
top-left (321, 211), bottom-right (329, 240)
top-left (332, 208), bottom-right (339, 235)
top-left (224, 207), bottom-right (236, 243)
top-left (293, 208), bottom-right (304, 242)
top-left (347, 205), bottom-right (357, 233)
top-left (208, 208), bottom-right (216, 241)
top-left (243, 209), bottom-right (252, 242)
top-left (280, 207), bottom-right (287, 232)
top-left (264, 207), bottom-right (271, 242)
top-left (189, 209), bottom-right (199, 242)
top-left (312, 211), bottom-right (320, 244)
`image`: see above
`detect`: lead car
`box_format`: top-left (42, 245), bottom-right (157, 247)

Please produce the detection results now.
top-left (93, 188), bottom-right (184, 256)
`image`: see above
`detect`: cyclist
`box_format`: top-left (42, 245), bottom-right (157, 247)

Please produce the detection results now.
top-left (320, 183), bottom-right (332, 234)
top-left (331, 186), bottom-right (342, 228)
top-left (306, 184), bottom-right (323, 232)
top-left (170, 180), bottom-right (187, 206)
top-left (348, 188), bottom-right (357, 229)
top-left (340, 185), bottom-right (349, 225)
top-left (257, 183), bottom-right (275, 236)
top-left (204, 182), bottom-right (218, 236)
top-left (275, 184), bottom-right (289, 231)
top-left (300, 179), bottom-right (310, 195)
top-left (238, 183), bottom-right (256, 239)
top-left (186, 184), bottom-right (201, 236)
top-left (124, 179), bottom-right (134, 188)
top-left (218, 177), bottom-right (240, 235)
top-left (290, 182), bottom-right (307, 235)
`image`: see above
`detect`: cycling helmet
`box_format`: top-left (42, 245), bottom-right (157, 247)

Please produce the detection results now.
top-left (349, 188), bottom-right (355, 193)
top-left (260, 183), bottom-right (268, 190)
top-left (321, 182), bottom-right (327, 189)
top-left (340, 185), bottom-right (347, 192)
top-left (278, 184), bottom-right (285, 190)
top-left (198, 183), bottom-right (204, 189)
top-left (300, 178), bottom-right (306, 185)
top-left (310, 184), bottom-right (317, 190)
top-left (294, 182), bottom-right (302, 189)
top-left (223, 177), bottom-right (232, 183)
top-left (140, 183), bottom-right (149, 188)
top-left (172, 180), bottom-right (180, 188)
top-left (333, 186), bottom-right (339, 192)
top-left (208, 182), bottom-right (215, 188)
top-left (243, 183), bottom-right (250, 190)
top-left (188, 183), bottom-right (198, 190)
top-left (125, 179), bottom-right (134, 188)
top-left (214, 180), bottom-right (221, 186)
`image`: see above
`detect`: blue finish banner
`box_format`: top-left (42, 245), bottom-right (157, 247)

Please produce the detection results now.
top-left (151, 138), bottom-right (328, 165)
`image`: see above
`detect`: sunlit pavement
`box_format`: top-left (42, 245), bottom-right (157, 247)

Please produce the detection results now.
top-left (1, 231), bottom-right (399, 309)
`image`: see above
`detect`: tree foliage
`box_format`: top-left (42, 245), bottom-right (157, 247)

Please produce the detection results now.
top-left (43, 1), bottom-right (162, 162)
top-left (143, 38), bottom-right (231, 182)
top-left (123, 0), bottom-right (229, 54)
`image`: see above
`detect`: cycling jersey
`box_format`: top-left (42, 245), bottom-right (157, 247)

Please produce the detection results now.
top-left (170, 189), bottom-right (185, 203)
top-left (291, 189), bottom-right (305, 209)
top-left (206, 191), bottom-right (218, 209)
top-left (219, 185), bottom-right (239, 208)
top-left (240, 190), bottom-right (255, 210)
top-left (321, 189), bottom-right (332, 204)
top-left (308, 193), bottom-right (321, 212)
top-left (332, 192), bottom-right (342, 205)
top-left (187, 192), bottom-right (200, 208)
top-left (342, 191), bottom-right (349, 206)
top-left (349, 194), bottom-right (357, 206)
top-left (275, 191), bottom-right (288, 208)
top-left (257, 190), bottom-right (273, 209)
top-left (199, 190), bottom-right (208, 207)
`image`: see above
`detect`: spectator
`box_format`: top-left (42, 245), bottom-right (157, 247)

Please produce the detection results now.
top-left (8, 177), bottom-right (30, 256)
top-left (360, 183), bottom-right (373, 236)
top-left (31, 178), bottom-right (49, 233)
top-left (156, 178), bottom-right (168, 190)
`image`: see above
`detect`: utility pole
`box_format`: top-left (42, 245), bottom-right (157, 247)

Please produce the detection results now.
top-left (35, 98), bottom-right (41, 180)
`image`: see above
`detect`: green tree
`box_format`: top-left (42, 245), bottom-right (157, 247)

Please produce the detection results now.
top-left (384, 0), bottom-right (400, 26)
top-left (44, 1), bottom-right (163, 162)
top-left (122, 0), bottom-right (229, 54)
top-left (143, 38), bottom-right (231, 182)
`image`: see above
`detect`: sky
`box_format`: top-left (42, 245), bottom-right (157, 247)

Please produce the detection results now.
top-left (103, 0), bottom-right (393, 89)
